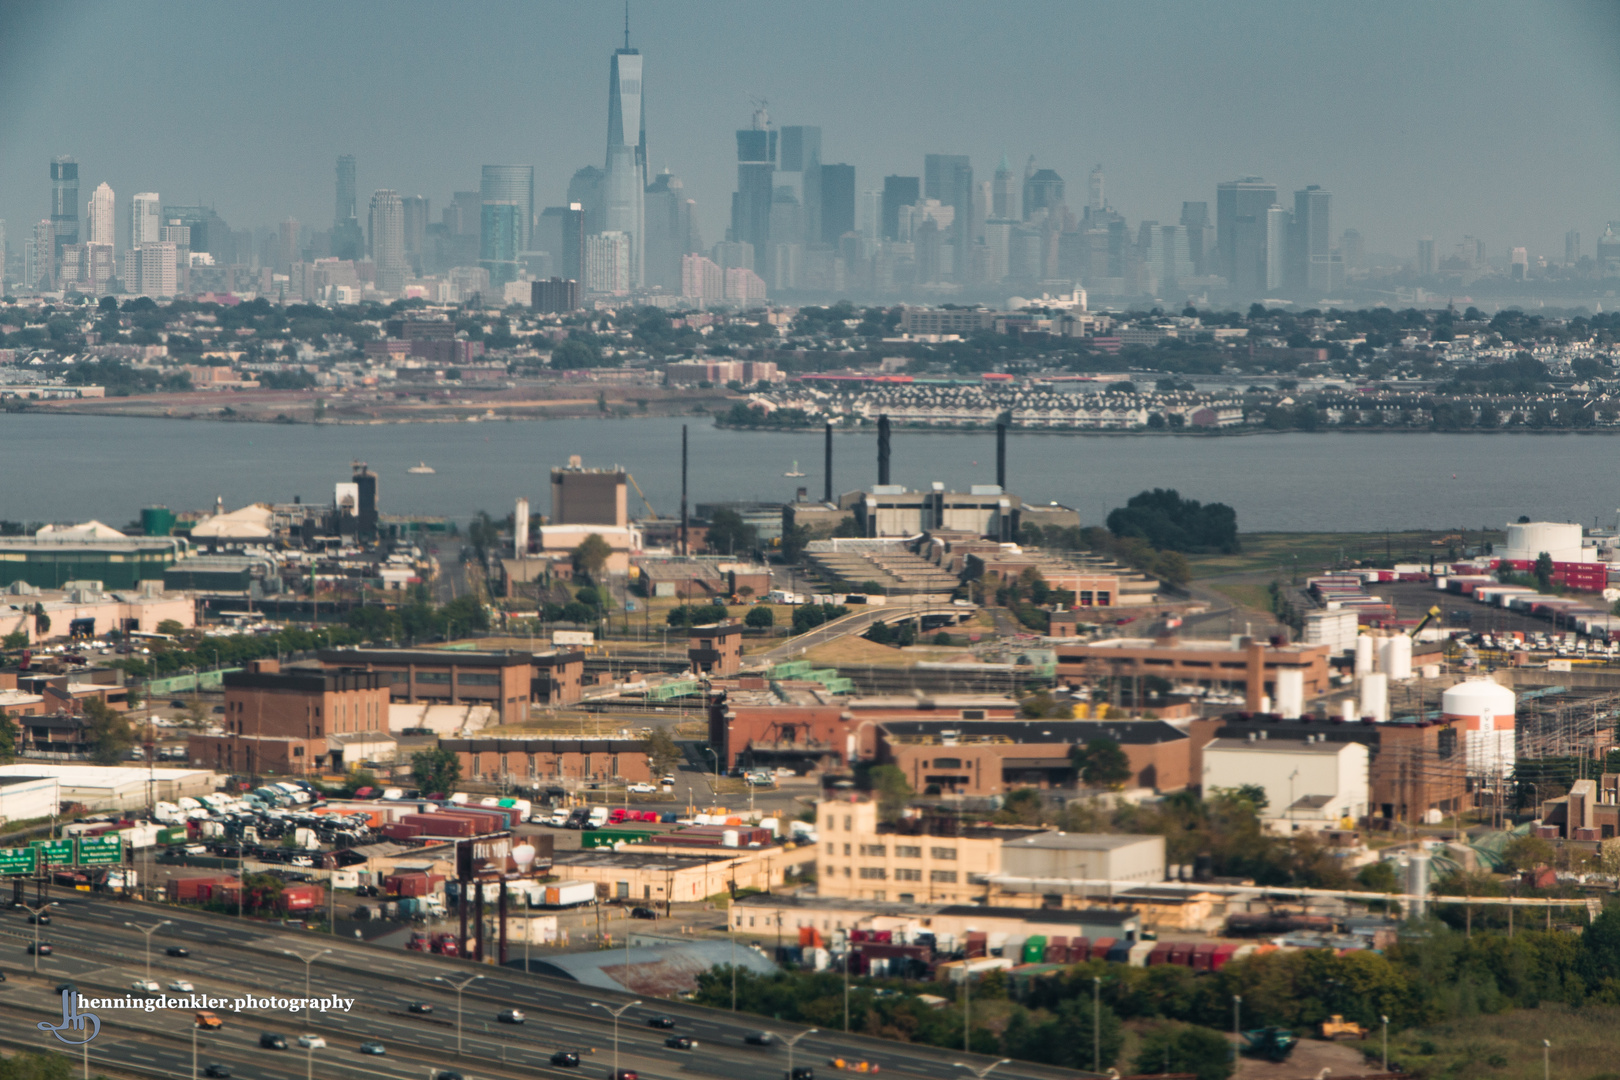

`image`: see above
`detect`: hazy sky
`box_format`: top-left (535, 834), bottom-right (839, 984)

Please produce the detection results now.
top-left (3, 0), bottom-right (1617, 263)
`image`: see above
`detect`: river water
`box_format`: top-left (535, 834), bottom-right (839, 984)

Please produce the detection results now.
top-left (0, 413), bottom-right (1613, 532)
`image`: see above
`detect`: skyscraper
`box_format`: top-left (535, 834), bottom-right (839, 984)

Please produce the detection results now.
top-left (278, 218), bottom-right (299, 274)
top-left (1265, 206), bottom-right (1289, 291)
top-left (479, 202), bottom-right (521, 289)
top-left (820, 164), bottom-right (855, 244)
top-left (50, 157), bottom-right (79, 255)
top-left (401, 195), bottom-right (430, 273)
top-left (29, 219), bottom-right (53, 289)
top-left (1290, 185), bottom-right (1331, 292)
top-left (567, 167), bottom-right (605, 236)
top-left (480, 165), bottom-right (535, 249)
top-left (778, 125), bottom-right (822, 246)
top-left (1087, 164), bottom-right (1104, 214)
top-left (1566, 230), bottom-right (1581, 265)
top-left (923, 154), bottom-right (972, 280)
top-left (1022, 166), bottom-right (1064, 220)
top-left (1416, 237), bottom-right (1437, 275)
top-left (86, 182), bottom-right (115, 247)
top-left (1179, 202), bottom-right (1212, 275)
top-left (368, 190), bottom-right (406, 293)
top-left (880, 176), bottom-right (919, 241)
top-left (603, 23), bottom-right (647, 288)
top-left (643, 170), bottom-right (695, 292)
top-left (333, 155), bottom-right (363, 261)
top-left (1215, 177), bottom-right (1277, 292)
top-left (731, 103), bottom-right (776, 264)
top-left (585, 230), bottom-right (630, 294)
top-left (991, 154), bottom-right (1019, 221)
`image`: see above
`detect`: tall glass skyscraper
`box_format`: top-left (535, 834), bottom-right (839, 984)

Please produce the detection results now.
top-left (1216, 177), bottom-right (1278, 293)
top-left (336, 155), bottom-right (356, 225)
top-left (50, 157), bottom-right (79, 254)
top-left (480, 165), bottom-right (535, 249)
top-left (603, 34), bottom-right (647, 288)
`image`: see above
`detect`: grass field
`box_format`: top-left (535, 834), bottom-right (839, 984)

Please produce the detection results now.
top-left (1187, 529), bottom-right (1507, 580)
top-left (1388, 1003), bottom-right (1620, 1080)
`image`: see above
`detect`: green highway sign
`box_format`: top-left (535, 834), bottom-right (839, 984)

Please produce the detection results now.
top-left (33, 840), bottom-right (73, 866)
top-left (76, 836), bottom-right (123, 866)
top-left (0, 847), bottom-right (37, 875)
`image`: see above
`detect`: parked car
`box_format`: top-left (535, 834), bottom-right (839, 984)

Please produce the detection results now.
top-left (626, 783), bottom-right (657, 794)
top-left (630, 907), bottom-right (658, 920)
top-left (551, 1052), bottom-right (581, 1067)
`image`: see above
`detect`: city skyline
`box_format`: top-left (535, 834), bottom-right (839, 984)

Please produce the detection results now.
top-left (1, 1), bottom-right (1618, 270)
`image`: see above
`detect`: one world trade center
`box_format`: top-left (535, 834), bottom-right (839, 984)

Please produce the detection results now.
top-left (603, 22), bottom-right (647, 289)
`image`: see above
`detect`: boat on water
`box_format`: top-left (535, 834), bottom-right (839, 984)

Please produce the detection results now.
top-left (784, 461), bottom-right (806, 477)
top-left (407, 462), bottom-right (436, 474)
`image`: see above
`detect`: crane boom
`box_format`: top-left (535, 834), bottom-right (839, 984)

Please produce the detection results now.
top-left (627, 472), bottom-right (658, 520)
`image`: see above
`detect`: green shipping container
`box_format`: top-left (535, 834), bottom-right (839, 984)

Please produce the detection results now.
top-left (158, 827), bottom-right (190, 846)
top-left (1022, 936), bottom-right (1048, 963)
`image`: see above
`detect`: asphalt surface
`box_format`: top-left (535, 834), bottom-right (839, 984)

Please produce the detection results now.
top-left (757, 601), bottom-right (971, 665)
top-left (0, 895), bottom-right (1096, 1080)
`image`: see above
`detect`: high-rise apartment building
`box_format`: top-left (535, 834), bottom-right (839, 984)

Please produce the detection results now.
top-left (681, 253), bottom-right (723, 304)
top-left (86, 182), bottom-right (115, 248)
top-left (481, 165), bottom-right (534, 249)
top-left (401, 195), bottom-right (430, 273)
top-left (820, 164), bottom-right (855, 244)
top-left (778, 125), bottom-right (822, 246)
top-left (880, 176), bottom-right (919, 241)
top-left (1566, 230), bottom-right (1581, 266)
top-left (991, 155), bottom-right (1019, 221)
top-left (278, 219), bottom-right (300, 273)
top-left (1216, 177), bottom-right (1278, 292)
top-left (1023, 166), bottom-right (1064, 220)
top-left (28, 220), bottom-right (53, 290)
top-left (923, 154), bottom-right (973, 281)
top-left (138, 241), bottom-right (178, 297)
top-left (1087, 164), bottom-right (1104, 214)
top-left (585, 230), bottom-right (630, 295)
top-left (643, 170), bottom-right (696, 292)
top-left (1416, 237), bottom-right (1437, 275)
top-left (368, 190), bottom-right (406, 293)
top-left (1264, 206), bottom-right (1289, 291)
top-left (731, 104), bottom-right (776, 266)
top-left (1179, 202), bottom-right (1212, 275)
top-left (603, 31), bottom-right (647, 288)
top-left (479, 202), bottom-right (521, 289)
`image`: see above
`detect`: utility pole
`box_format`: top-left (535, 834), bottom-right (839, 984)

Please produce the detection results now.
top-left (1094, 976), bottom-right (1102, 1072)
top-left (1232, 994), bottom-right (1242, 1065)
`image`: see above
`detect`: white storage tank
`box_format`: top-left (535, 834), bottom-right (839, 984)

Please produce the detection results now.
top-left (1355, 636), bottom-right (1374, 676)
top-left (1384, 636), bottom-right (1413, 680)
top-left (1441, 678), bottom-right (1517, 778)
top-left (1359, 672), bottom-right (1388, 723)
top-left (1275, 668), bottom-right (1304, 719)
top-left (1503, 521), bottom-right (1583, 564)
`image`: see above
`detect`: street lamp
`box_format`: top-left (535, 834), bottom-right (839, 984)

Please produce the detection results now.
top-left (1094, 976), bottom-right (1103, 1072)
top-left (433, 973), bottom-right (483, 1056)
top-left (191, 1018), bottom-right (200, 1080)
top-left (590, 999), bottom-right (642, 1080)
top-left (124, 918), bottom-right (172, 982)
top-left (1544, 1039), bottom-right (1551, 1080)
top-left (704, 747), bottom-right (721, 797)
top-left (23, 901), bottom-right (57, 973)
top-left (762, 1028), bottom-right (820, 1080)
top-left (281, 947), bottom-right (331, 1024)
top-left (1231, 994), bottom-right (1242, 1065)
top-left (953, 1059), bottom-right (1012, 1080)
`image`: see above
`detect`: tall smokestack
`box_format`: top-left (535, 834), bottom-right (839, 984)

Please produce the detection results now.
top-left (680, 424), bottom-right (689, 556)
top-left (514, 497), bottom-right (529, 560)
top-left (877, 414), bottom-right (891, 486)
top-left (995, 420), bottom-right (1007, 490)
top-left (823, 420), bottom-right (833, 503)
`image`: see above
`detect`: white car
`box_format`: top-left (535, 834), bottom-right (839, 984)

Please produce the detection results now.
top-left (296, 1035), bottom-right (326, 1049)
top-left (168, 979), bottom-right (195, 992)
top-left (626, 783), bottom-right (657, 794)
top-left (131, 979), bottom-right (160, 994)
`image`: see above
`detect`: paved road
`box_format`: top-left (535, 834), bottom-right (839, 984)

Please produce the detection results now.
top-left (756, 601), bottom-right (973, 666)
top-left (1, 896), bottom-right (1098, 1080)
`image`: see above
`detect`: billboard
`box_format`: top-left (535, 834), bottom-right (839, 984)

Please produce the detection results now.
top-left (552, 630), bottom-right (594, 647)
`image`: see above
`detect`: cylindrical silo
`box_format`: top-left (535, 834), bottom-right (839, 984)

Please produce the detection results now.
top-left (1386, 636), bottom-right (1413, 680)
top-left (1276, 668), bottom-right (1305, 719)
top-left (1441, 678), bottom-right (1517, 780)
top-left (1355, 636), bottom-right (1374, 676)
top-left (1341, 698), bottom-right (1356, 723)
top-left (1406, 852), bottom-right (1430, 919)
top-left (1360, 672), bottom-right (1388, 723)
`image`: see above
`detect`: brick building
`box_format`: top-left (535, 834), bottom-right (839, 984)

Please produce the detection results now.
top-left (708, 695), bottom-right (1022, 770)
top-left (688, 623), bottom-right (744, 676)
top-left (440, 737), bottom-right (653, 785)
top-left (188, 660), bottom-right (392, 775)
top-left (1056, 636), bottom-right (1332, 712)
top-left (315, 648), bottom-right (585, 722)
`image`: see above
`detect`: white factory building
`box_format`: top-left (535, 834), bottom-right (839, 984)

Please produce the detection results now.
top-left (0, 764), bottom-right (216, 810)
top-left (1201, 736), bottom-right (1370, 834)
top-left (0, 774), bottom-right (60, 823)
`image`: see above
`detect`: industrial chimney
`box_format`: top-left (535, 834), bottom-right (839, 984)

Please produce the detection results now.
top-left (995, 419), bottom-right (1007, 490)
top-left (877, 414), bottom-right (891, 486)
top-left (679, 424), bottom-right (689, 556)
top-left (823, 420), bottom-right (833, 503)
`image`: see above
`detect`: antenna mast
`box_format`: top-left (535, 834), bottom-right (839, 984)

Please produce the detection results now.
top-left (624, 0), bottom-right (630, 49)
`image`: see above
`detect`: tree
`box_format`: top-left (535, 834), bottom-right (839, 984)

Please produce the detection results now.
top-left (1071, 738), bottom-right (1133, 790)
top-left (83, 698), bottom-right (136, 766)
top-left (1132, 1022), bottom-right (1233, 1080)
top-left (779, 523), bottom-right (813, 562)
top-left (411, 747), bottom-right (461, 795)
top-left (0, 715), bottom-right (14, 764)
top-left (744, 606), bottom-right (774, 628)
top-left (640, 728), bottom-right (682, 777)
top-left (1501, 834), bottom-right (1556, 872)
top-left (466, 510), bottom-right (501, 561)
top-left (1534, 551), bottom-right (1555, 592)
top-left (1106, 489), bottom-right (1239, 554)
top-left (155, 619), bottom-right (186, 637)
top-left (705, 509), bottom-right (757, 555)
top-left (32, 603), bottom-right (50, 636)
top-left (572, 533), bottom-right (613, 581)
top-left (865, 764), bottom-right (913, 823)
top-left (2, 629), bottom-right (27, 650)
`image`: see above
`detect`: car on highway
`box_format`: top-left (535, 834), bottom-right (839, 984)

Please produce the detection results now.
top-left (203, 1065), bottom-right (231, 1078)
top-left (166, 946), bottom-right (190, 957)
top-left (434, 1072), bottom-right (464, 1080)
top-left (0, 971), bottom-right (6, 982)
top-left (169, 979), bottom-right (195, 992)
top-left (28, 942), bottom-right (52, 955)
top-left (665, 1036), bottom-right (699, 1050)
top-left (647, 1016), bottom-right (676, 1029)
top-left (358, 1041), bottom-right (386, 1056)
top-left (612, 1071), bottom-right (639, 1080)
top-left (131, 979), bottom-right (161, 994)
top-left (745, 1032), bottom-right (775, 1045)
top-left (788, 1069), bottom-right (815, 1080)
top-left (827, 1059), bottom-right (877, 1072)
top-left (259, 1034), bottom-right (288, 1050)
top-left (630, 906), bottom-right (658, 920)
top-left (296, 1035), bottom-right (326, 1049)
top-left (551, 1052), bottom-right (581, 1067)
top-left (54, 982), bottom-right (75, 996)
top-left (194, 1012), bottom-right (223, 1029)
top-left (496, 1009), bottom-right (526, 1024)
top-left (27, 913), bottom-right (50, 925)
top-left (407, 1002), bottom-right (434, 1014)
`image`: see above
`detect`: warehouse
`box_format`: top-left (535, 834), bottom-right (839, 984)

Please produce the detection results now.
top-left (0, 774), bottom-right (60, 822)
top-left (0, 763), bottom-right (216, 810)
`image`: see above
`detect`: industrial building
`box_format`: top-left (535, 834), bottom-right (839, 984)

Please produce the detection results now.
top-left (1201, 736), bottom-right (1370, 832)
top-left (732, 891), bottom-right (1143, 945)
top-left (0, 763), bottom-right (214, 810)
top-left (315, 647), bottom-right (585, 720)
top-left (1056, 636), bottom-right (1332, 711)
top-left (439, 737), bottom-right (654, 786)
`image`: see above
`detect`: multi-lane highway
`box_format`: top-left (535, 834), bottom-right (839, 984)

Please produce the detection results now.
top-left (0, 895), bottom-right (1093, 1080)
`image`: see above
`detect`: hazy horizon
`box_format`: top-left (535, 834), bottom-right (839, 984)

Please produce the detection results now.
top-left (2, 0), bottom-right (1618, 265)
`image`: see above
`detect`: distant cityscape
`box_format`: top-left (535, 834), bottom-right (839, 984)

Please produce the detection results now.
top-left (5, 27), bottom-right (1620, 312)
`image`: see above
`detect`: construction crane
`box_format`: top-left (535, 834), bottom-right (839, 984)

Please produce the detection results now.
top-left (1410, 604), bottom-right (1441, 638)
top-left (627, 473), bottom-right (659, 520)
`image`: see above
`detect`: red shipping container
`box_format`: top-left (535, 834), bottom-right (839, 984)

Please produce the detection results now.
top-left (1091, 937), bottom-right (1117, 960)
top-left (965, 932), bottom-right (987, 958)
top-left (381, 822), bottom-right (423, 841)
top-left (1070, 937), bottom-right (1091, 962)
top-left (1044, 936), bottom-right (1068, 963)
top-left (402, 813), bottom-right (475, 838)
top-left (1167, 943), bottom-right (1191, 966)
top-left (1147, 943), bottom-right (1175, 966)
top-left (282, 884), bottom-right (325, 912)
top-left (1192, 944), bottom-right (1218, 971)
top-left (386, 873), bottom-right (430, 897)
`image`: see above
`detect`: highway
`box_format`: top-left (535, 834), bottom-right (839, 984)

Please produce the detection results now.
top-left (756, 600), bottom-right (972, 666)
top-left (0, 895), bottom-right (1093, 1080)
